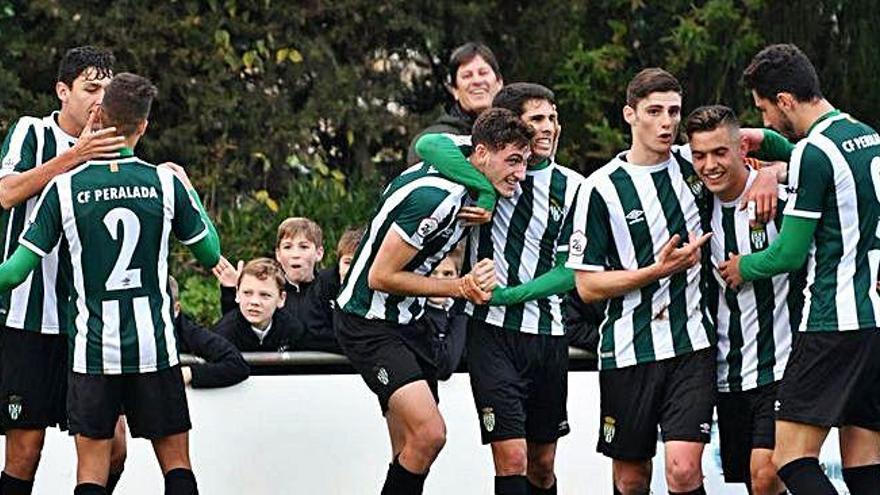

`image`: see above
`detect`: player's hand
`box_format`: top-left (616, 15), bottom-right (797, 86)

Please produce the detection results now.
top-left (740, 127), bottom-right (765, 153)
top-left (651, 231), bottom-right (712, 279)
top-left (718, 252), bottom-right (744, 289)
top-left (181, 366), bottom-right (193, 386)
top-left (469, 258), bottom-right (497, 292)
top-left (159, 161), bottom-right (195, 191)
top-left (212, 256), bottom-right (243, 288)
top-left (457, 274), bottom-right (492, 305)
top-left (740, 167), bottom-right (778, 226)
top-left (69, 108), bottom-right (125, 164)
top-left (457, 206), bottom-right (492, 226)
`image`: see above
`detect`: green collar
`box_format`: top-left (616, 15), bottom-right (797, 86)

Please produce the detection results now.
top-left (806, 109), bottom-right (841, 135)
top-left (528, 158), bottom-right (551, 171)
top-left (118, 147), bottom-right (135, 158)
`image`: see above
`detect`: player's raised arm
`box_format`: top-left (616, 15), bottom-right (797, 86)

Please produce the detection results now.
top-left (161, 162), bottom-right (221, 268)
top-left (415, 133), bottom-right (497, 212)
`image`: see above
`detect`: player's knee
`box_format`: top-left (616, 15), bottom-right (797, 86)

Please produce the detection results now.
top-left (665, 456), bottom-right (702, 490)
top-left (526, 450), bottom-right (556, 483)
top-left (750, 467), bottom-right (780, 495)
top-left (494, 446), bottom-right (528, 476)
top-left (5, 439), bottom-right (44, 475)
top-left (615, 473), bottom-right (650, 495)
top-left (412, 420), bottom-right (446, 457)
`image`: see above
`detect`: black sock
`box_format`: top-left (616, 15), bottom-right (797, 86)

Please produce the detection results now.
top-left (164, 468), bottom-right (198, 495)
top-left (777, 457), bottom-right (837, 495)
top-left (495, 475), bottom-right (528, 495)
top-left (669, 486), bottom-right (706, 495)
top-left (527, 479), bottom-right (556, 495)
top-left (73, 484), bottom-right (106, 495)
top-left (105, 468), bottom-right (123, 495)
top-left (842, 464), bottom-right (880, 495)
top-left (0, 472), bottom-right (33, 495)
top-left (381, 456), bottom-right (427, 495)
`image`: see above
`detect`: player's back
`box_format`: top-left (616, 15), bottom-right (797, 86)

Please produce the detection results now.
top-left (788, 112), bottom-right (880, 331)
top-left (53, 156), bottom-right (193, 374)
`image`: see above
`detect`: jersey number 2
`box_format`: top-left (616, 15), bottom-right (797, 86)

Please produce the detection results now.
top-left (103, 208), bottom-right (143, 290)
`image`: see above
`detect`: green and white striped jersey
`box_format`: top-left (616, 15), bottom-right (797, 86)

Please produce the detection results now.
top-left (337, 163), bottom-right (471, 324)
top-left (783, 111), bottom-right (880, 332)
top-left (0, 113), bottom-right (77, 334)
top-left (20, 153), bottom-right (208, 374)
top-left (425, 133), bottom-right (585, 335)
top-left (467, 159), bottom-right (584, 335)
top-left (708, 171), bottom-right (804, 392)
top-left (566, 146), bottom-right (714, 370)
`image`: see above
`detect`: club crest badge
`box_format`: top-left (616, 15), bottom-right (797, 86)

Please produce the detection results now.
top-left (7, 395), bottom-right (22, 421)
top-left (376, 367), bottom-right (390, 386)
top-left (686, 174), bottom-right (703, 196)
top-left (602, 416), bottom-right (616, 444)
top-left (750, 225), bottom-right (767, 251)
top-left (549, 199), bottom-right (563, 223)
top-left (481, 407), bottom-right (495, 433)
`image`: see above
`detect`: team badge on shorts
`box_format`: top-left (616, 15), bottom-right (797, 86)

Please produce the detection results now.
top-left (376, 367), bottom-right (390, 386)
top-left (7, 394), bottom-right (22, 421)
top-left (602, 416), bottom-right (616, 443)
top-left (481, 407), bottom-right (495, 433)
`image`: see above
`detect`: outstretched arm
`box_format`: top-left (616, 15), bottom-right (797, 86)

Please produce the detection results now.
top-left (415, 133), bottom-right (497, 211)
top-left (490, 253), bottom-right (575, 306)
top-left (718, 216), bottom-right (815, 288)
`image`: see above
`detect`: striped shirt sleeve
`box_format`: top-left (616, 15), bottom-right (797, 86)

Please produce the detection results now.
top-left (565, 181), bottom-right (610, 272)
top-left (172, 175), bottom-right (209, 245)
top-left (0, 117), bottom-right (39, 179)
top-left (390, 186), bottom-right (454, 250)
top-left (784, 142), bottom-right (832, 220)
top-left (19, 180), bottom-right (62, 257)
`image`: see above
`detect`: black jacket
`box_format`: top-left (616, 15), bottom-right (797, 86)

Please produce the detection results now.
top-left (176, 313), bottom-right (249, 388)
top-left (425, 302), bottom-right (468, 380)
top-left (213, 307), bottom-right (305, 353)
top-left (407, 103), bottom-right (476, 165)
top-left (297, 266), bottom-right (344, 353)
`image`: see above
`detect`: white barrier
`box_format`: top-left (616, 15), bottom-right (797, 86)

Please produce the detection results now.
top-left (1, 373), bottom-right (845, 494)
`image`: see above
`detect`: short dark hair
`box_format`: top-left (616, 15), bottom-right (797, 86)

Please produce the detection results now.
top-left (101, 73), bottom-right (158, 137)
top-left (471, 108), bottom-right (534, 152)
top-left (448, 42), bottom-right (501, 88)
top-left (57, 46), bottom-right (114, 87)
top-left (685, 105), bottom-right (740, 139)
top-left (492, 83), bottom-right (555, 116)
top-left (743, 44), bottom-right (822, 102)
top-left (239, 258), bottom-right (285, 292)
top-left (626, 68), bottom-right (682, 108)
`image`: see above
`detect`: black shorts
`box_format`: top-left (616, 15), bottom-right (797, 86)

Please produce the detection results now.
top-left (777, 329), bottom-right (880, 429)
top-left (334, 309), bottom-right (438, 415)
top-left (0, 327), bottom-right (68, 432)
top-left (717, 382), bottom-right (779, 483)
top-left (466, 320), bottom-right (570, 445)
top-left (597, 348), bottom-right (716, 461)
top-left (67, 366), bottom-right (191, 440)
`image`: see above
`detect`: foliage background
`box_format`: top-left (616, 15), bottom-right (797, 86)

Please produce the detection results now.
top-left (1, 0), bottom-right (878, 323)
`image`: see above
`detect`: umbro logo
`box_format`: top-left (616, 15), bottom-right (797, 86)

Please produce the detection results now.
top-left (625, 209), bottom-right (645, 225)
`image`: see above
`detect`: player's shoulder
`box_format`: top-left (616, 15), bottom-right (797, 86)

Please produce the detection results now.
top-left (549, 158), bottom-right (586, 184)
top-left (586, 152), bottom-right (628, 183)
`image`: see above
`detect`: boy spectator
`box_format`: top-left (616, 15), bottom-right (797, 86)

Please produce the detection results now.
top-left (214, 258), bottom-right (304, 353)
top-left (169, 276), bottom-right (249, 389)
top-left (425, 247), bottom-right (468, 381)
top-left (299, 226), bottom-right (365, 353)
